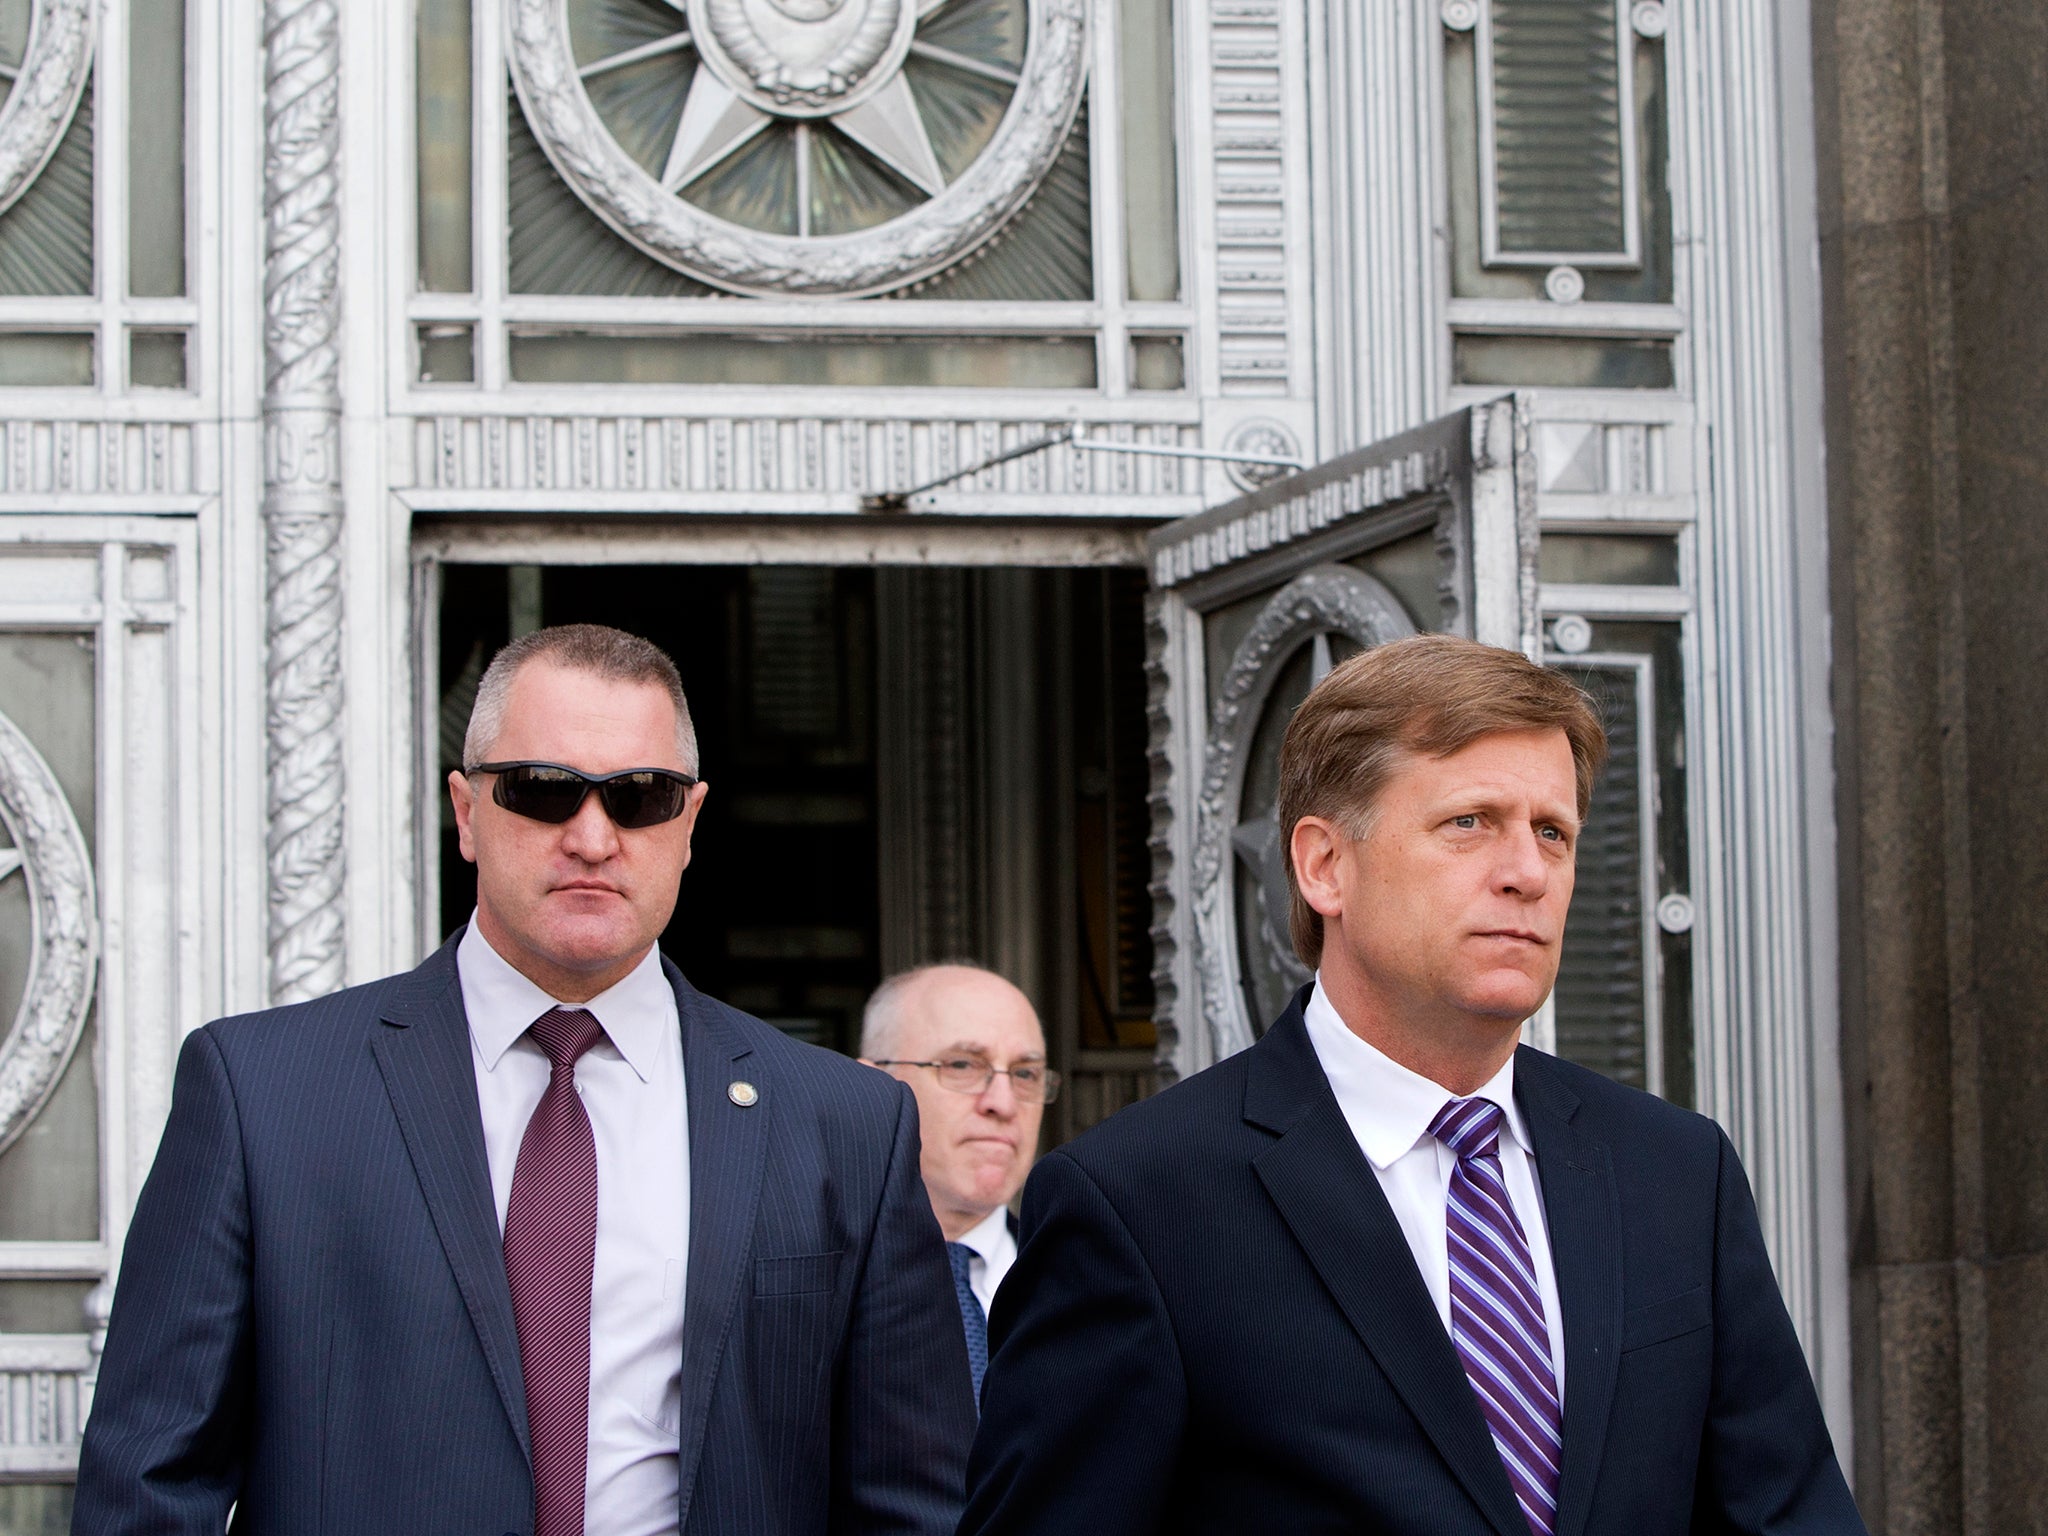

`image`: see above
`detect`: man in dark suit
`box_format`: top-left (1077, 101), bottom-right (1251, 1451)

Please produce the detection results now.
top-left (859, 964), bottom-right (1052, 1406)
top-left (76, 623), bottom-right (974, 1536)
top-left (962, 634), bottom-right (1864, 1536)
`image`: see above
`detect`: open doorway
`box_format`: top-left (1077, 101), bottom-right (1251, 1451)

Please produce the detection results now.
top-left (433, 562), bottom-right (1158, 1143)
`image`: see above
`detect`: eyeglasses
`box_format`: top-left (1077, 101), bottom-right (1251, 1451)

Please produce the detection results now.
top-left (465, 760), bottom-right (699, 829)
top-left (870, 1057), bottom-right (1062, 1104)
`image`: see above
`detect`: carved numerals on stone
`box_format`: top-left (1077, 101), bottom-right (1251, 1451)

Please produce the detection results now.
top-left (263, 408), bottom-right (342, 498)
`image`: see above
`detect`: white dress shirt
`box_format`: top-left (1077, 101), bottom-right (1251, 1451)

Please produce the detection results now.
top-left (1302, 978), bottom-right (1566, 1394)
top-left (459, 920), bottom-right (691, 1536)
top-left (955, 1204), bottom-right (1018, 1318)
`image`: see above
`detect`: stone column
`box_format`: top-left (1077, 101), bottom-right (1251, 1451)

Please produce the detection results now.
top-left (1815, 0), bottom-right (2048, 1525)
top-left (261, 0), bottom-right (346, 1005)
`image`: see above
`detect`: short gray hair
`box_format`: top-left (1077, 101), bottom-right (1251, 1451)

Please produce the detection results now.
top-left (861, 961), bottom-right (1012, 1058)
top-left (461, 623), bottom-right (699, 773)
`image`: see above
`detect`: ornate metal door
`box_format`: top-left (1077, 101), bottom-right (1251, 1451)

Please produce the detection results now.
top-left (1144, 398), bottom-right (1540, 1081)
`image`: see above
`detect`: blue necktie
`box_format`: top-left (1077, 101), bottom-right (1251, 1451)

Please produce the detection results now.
top-left (946, 1241), bottom-right (988, 1405)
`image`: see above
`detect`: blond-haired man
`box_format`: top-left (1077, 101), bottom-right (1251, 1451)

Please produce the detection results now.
top-left (963, 634), bottom-right (1863, 1536)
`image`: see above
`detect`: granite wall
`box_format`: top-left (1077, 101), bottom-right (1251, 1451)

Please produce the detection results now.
top-left (1813, 0), bottom-right (2048, 1527)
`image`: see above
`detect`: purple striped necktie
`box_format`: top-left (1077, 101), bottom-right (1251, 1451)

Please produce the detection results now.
top-left (504, 1006), bottom-right (607, 1536)
top-left (1429, 1096), bottom-right (1563, 1536)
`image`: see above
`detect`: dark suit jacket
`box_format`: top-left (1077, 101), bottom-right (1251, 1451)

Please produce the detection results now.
top-left (74, 936), bottom-right (975, 1536)
top-left (961, 989), bottom-right (1865, 1536)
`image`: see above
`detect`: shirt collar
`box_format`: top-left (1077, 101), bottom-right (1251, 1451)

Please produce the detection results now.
top-left (1301, 975), bottom-right (1532, 1169)
top-left (957, 1204), bottom-right (1013, 1265)
top-left (456, 916), bottom-right (675, 1083)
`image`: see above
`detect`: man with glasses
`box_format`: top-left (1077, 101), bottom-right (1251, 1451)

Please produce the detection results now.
top-left (862, 965), bottom-right (1054, 1407)
top-left (77, 624), bottom-right (975, 1536)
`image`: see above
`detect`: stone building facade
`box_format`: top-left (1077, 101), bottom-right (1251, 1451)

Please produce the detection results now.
top-left (0, 0), bottom-right (2034, 1523)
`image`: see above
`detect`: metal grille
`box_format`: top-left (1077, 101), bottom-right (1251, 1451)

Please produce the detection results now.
top-left (1484, 0), bottom-right (1631, 260)
top-left (1550, 661), bottom-right (1651, 1088)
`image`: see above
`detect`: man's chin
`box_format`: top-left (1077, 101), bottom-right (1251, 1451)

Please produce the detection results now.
top-left (530, 917), bottom-right (651, 974)
top-left (1455, 978), bottom-right (1555, 1027)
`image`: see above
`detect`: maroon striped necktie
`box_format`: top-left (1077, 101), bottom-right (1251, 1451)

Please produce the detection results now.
top-left (1430, 1097), bottom-right (1564, 1536)
top-left (504, 1006), bottom-right (607, 1536)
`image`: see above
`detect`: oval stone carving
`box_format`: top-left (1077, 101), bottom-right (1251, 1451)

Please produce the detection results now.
top-left (1190, 566), bottom-right (1417, 1063)
top-left (0, 707), bottom-right (97, 1157)
top-left (0, 0), bottom-right (96, 219)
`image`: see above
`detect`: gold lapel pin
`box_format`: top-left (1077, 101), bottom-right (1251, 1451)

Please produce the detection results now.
top-left (727, 1080), bottom-right (759, 1108)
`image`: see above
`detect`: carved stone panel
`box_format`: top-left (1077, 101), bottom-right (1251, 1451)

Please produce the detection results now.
top-left (509, 0), bottom-right (1089, 295)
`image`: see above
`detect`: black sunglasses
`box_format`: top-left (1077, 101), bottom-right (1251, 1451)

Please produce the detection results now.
top-left (465, 761), bottom-right (699, 829)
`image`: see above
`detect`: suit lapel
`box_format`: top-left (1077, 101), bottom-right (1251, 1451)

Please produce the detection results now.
top-left (1516, 1049), bottom-right (1623, 1536)
top-left (1247, 1004), bottom-right (1530, 1536)
top-left (670, 965), bottom-right (769, 1531)
top-left (369, 939), bottom-right (530, 1462)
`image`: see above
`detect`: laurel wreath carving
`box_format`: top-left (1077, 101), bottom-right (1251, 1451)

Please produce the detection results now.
top-left (0, 0), bottom-right (96, 220)
top-left (0, 709), bottom-right (98, 1158)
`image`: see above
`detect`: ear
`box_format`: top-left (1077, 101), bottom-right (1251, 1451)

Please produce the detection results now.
top-left (673, 780), bottom-right (712, 872)
top-left (1289, 815), bottom-right (1350, 921)
top-left (449, 770), bottom-right (480, 864)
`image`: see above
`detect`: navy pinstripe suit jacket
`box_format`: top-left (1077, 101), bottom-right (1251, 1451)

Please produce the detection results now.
top-left (74, 935), bottom-right (975, 1536)
top-left (962, 988), bottom-right (1865, 1536)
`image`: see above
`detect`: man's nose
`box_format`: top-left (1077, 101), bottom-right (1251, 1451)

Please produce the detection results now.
top-left (1496, 823), bottom-right (1552, 897)
top-left (557, 789), bottom-right (621, 860)
top-left (978, 1071), bottom-right (1020, 1115)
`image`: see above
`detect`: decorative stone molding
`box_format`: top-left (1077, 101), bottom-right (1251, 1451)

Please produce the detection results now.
top-left (1150, 439), bottom-right (1454, 589)
top-left (507, 0), bottom-right (1089, 297)
top-left (0, 422), bottom-right (198, 497)
top-left (1189, 566), bottom-right (1414, 1060)
top-left (0, 0), bottom-right (94, 219)
top-left (410, 413), bottom-right (1203, 498)
top-left (262, 0), bottom-right (346, 1005)
top-left (1221, 418), bottom-right (1301, 492)
top-left (1141, 587), bottom-right (1184, 1076)
top-left (0, 709), bottom-right (97, 1159)
top-left (1209, 0), bottom-right (1294, 393)
top-left (0, 1336), bottom-right (91, 1476)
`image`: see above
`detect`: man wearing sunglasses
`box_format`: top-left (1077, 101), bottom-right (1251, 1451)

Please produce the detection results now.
top-left (860, 965), bottom-right (1054, 1409)
top-left (78, 623), bottom-right (976, 1536)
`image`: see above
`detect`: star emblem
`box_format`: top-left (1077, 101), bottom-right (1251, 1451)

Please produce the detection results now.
top-left (571, 0), bottom-right (1021, 235)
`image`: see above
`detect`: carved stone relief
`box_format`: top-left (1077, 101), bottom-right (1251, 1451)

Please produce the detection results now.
top-left (1189, 565), bottom-right (1413, 1061)
top-left (0, 0), bottom-right (94, 220)
top-left (508, 0), bottom-right (1089, 296)
top-left (411, 412), bottom-right (1204, 498)
top-left (0, 708), bottom-right (97, 1159)
top-left (263, 0), bottom-right (347, 1004)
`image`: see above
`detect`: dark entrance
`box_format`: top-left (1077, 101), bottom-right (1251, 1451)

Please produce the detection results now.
top-left (434, 562), bottom-right (1158, 1141)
